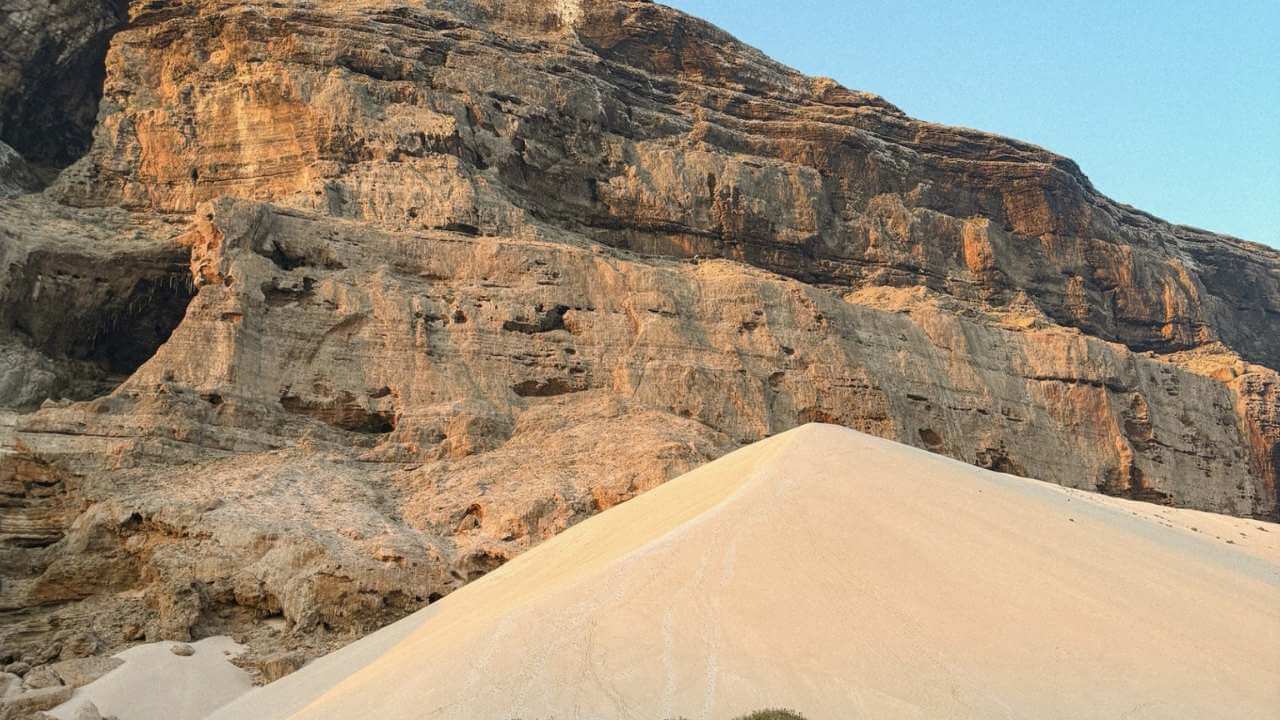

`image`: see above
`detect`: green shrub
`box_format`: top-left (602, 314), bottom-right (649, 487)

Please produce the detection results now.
top-left (733, 710), bottom-right (807, 720)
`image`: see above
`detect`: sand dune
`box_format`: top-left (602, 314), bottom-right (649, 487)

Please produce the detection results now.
top-left (211, 424), bottom-right (1280, 719)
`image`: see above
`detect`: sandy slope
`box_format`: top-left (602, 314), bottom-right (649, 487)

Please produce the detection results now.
top-left (211, 424), bottom-right (1280, 720)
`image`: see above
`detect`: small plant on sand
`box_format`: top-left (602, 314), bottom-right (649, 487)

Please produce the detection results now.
top-left (733, 710), bottom-right (807, 720)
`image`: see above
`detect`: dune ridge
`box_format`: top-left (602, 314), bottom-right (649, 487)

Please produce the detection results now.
top-left (211, 424), bottom-right (1280, 720)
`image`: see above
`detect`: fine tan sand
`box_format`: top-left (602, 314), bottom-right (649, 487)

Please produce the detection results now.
top-left (209, 423), bottom-right (1280, 719)
top-left (50, 637), bottom-right (251, 720)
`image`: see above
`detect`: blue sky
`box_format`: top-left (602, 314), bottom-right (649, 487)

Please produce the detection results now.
top-left (666, 1), bottom-right (1279, 247)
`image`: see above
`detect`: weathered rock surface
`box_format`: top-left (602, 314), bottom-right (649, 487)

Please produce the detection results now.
top-left (0, 143), bottom-right (39, 200)
top-left (42, 656), bottom-right (122, 689)
top-left (238, 650), bottom-right (307, 684)
top-left (0, 683), bottom-right (71, 719)
top-left (0, 0), bottom-right (1277, 671)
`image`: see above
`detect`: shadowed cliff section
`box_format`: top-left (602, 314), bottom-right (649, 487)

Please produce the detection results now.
top-left (0, 245), bottom-right (194, 401)
top-left (0, 0), bottom-right (129, 177)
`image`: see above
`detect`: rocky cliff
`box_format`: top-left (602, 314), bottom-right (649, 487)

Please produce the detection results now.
top-left (1, 0), bottom-right (1277, 681)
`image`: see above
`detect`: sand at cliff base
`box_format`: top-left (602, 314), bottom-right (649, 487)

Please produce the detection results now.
top-left (49, 636), bottom-right (251, 720)
top-left (188, 424), bottom-right (1280, 719)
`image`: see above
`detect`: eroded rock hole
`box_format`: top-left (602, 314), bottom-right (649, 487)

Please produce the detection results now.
top-left (975, 445), bottom-right (1026, 477)
top-left (511, 377), bottom-right (585, 397)
top-left (439, 222), bottom-right (481, 236)
top-left (267, 241), bottom-right (306, 271)
top-left (454, 548), bottom-right (507, 583)
top-left (0, 248), bottom-right (196, 405)
top-left (917, 428), bottom-right (943, 450)
top-left (261, 277), bottom-right (316, 307)
top-left (86, 276), bottom-right (194, 375)
top-left (501, 304), bottom-right (569, 334)
top-left (280, 391), bottom-right (397, 434)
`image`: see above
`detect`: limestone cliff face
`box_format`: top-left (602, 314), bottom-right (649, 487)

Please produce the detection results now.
top-left (0, 0), bottom-right (1276, 673)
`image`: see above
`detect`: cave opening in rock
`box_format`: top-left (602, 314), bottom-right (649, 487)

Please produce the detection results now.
top-left (1, 249), bottom-right (197, 405)
top-left (81, 275), bottom-right (196, 377)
